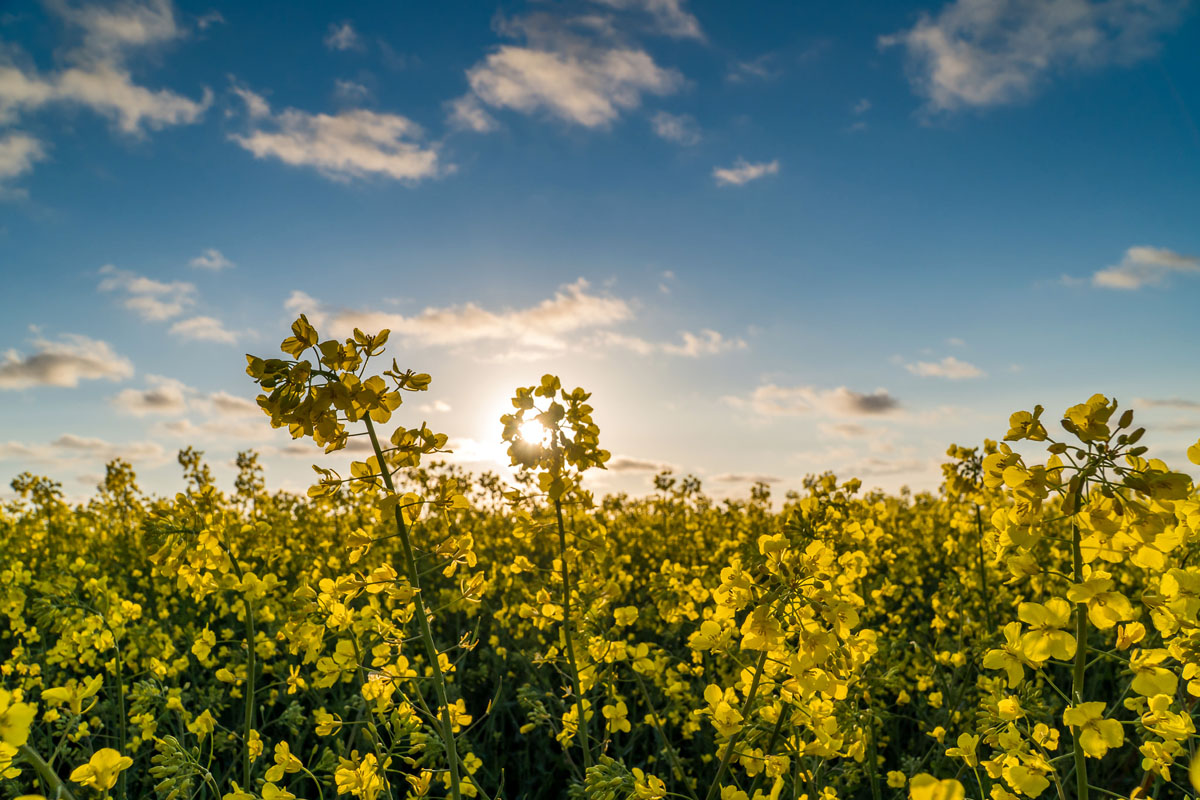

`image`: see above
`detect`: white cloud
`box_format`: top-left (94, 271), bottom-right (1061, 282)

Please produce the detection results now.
top-left (853, 97), bottom-right (871, 114)
top-left (726, 54), bottom-right (780, 83)
top-left (819, 422), bottom-right (871, 438)
top-left (446, 95), bottom-right (498, 133)
top-left (0, 0), bottom-right (210, 143)
top-left (333, 79), bottom-right (371, 105)
top-left (592, 0), bottom-right (703, 40)
top-left (209, 390), bottom-right (260, 417)
top-left (0, 331), bottom-right (134, 390)
top-left (881, 0), bottom-right (1187, 112)
top-left (663, 329), bottom-right (746, 357)
top-left (608, 455), bottom-right (675, 472)
top-left (0, 132), bottom-right (47, 182)
top-left (725, 384), bottom-right (901, 418)
top-left (1091, 245), bottom-right (1200, 289)
top-left (169, 315), bottom-right (237, 344)
top-left (98, 264), bottom-right (196, 321)
top-left (905, 355), bottom-right (985, 379)
top-left (0, 434), bottom-right (166, 466)
top-left (418, 400), bottom-right (453, 414)
top-left (318, 278), bottom-right (633, 351)
top-left (459, 13), bottom-right (682, 129)
top-left (712, 472), bottom-right (781, 484)
top-left (324, 22), bottom-right (363, 52)
top-left (230, 88), bottom-right (443, 183)
top-left (713, 158), bottom-right (779, 186)
top-left (189, 248), bottom-right (234, 270)
top-left (595, 328), bottom-right (746, 357)
top-left (112, 375), bottom-right (189, 415)
top-left (196, 10), bottom-right (224, 31)
top-left (650, 111), bottom-right (700, 145)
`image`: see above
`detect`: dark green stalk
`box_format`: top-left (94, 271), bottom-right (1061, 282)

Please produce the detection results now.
top-left (555, 495), bottom-right (593, 769)
top-left (1068, 476), bottom-right (1089, 800)
top-left (703, 647), bottom-right (770, 800)
top-left (20, 744), bottom-right (79, 800)
top-left (974, 503), bottom-right (993, 631)
top-left (364, 415), bottom-right (464, 800)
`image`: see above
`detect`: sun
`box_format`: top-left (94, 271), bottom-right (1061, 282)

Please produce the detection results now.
top-left (517, 418), bottom-right (552, 445)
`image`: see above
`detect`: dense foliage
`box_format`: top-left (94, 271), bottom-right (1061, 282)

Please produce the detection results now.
top-left (3, 316), bottom-right (1200, 800)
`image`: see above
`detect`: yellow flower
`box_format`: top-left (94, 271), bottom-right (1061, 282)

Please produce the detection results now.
top-left (41, 675), bottom-right (103, 717)
top-left (631, 767), bottom-right (667, 799)
top-left (983, 622), bottom-right (1027, 688)
top-left (263, 784), bottom-right (296, 800)
top-left (187, 709), bottom-right (216, 741)
top-left (265, 740), bottom-right (303, 782)
top-left (997, 697), bottom-right (1023, 721)
top-left (1066, 573), bottom-right (1134, 630)
top-left (946, 733), bottom-right (979, 767)
top-left (886, 771), bottom-right (907, 789)
top-left (908, 773), bottom-right (965, 800)
top-left (614, 606), bottom-right (639, 626)
top-left (602, 701), bottom-right (631, 734)
top-left (335, 753), bottom-right (386, 800)
top-left (0, 689), bottom-right (36, 747)
top-left (1001, 761), bottom-right (1049, 797)
top-left (1017, 599), bottom-right (1075, 662)
top-left (1063, 702), bottom-right (1124, 759)
top-left (247, 729), bottom-right (262, 761)
top-left (69, 748), bottom-right (133, 791)
top-left (1130, 649), bottom-right (1178, 697)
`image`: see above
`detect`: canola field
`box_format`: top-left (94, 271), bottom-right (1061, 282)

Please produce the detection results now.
top-left (3, 315), bottom-right (1200, 800)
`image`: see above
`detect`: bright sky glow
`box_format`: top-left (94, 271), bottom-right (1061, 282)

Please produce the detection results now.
top-left (2, 0), bottom-right (1199, 501)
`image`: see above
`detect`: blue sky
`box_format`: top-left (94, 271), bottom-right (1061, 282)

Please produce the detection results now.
top-left (2, 0), bottom-right (1199, 500)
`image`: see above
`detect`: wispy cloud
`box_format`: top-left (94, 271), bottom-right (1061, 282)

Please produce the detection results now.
top-left (0, 331), bottom-right (133, 390)
top-left (905, 355), bottom-right (984, 380)
top-left (111, 375), bottom-right (189, 415)
top-left (454, 11), bottom-right (683, 129)
top-left (1135, 396), bottom-right (1200, 410)
top-left (598, 328), bottom-right (746, 357)
top-left (608, 455), bottom-right (675, 472)
top-left (324, 21), bottom-right (363, 52)
top-left (1091, 245), bottom-right (1200, 289)
top-left (230, 87), bottom-right (443, 183)
top-left (881, 0), bottom-right (1187, 112)
top-left (0, 0), bottom-right (210, 146)
top-left (724, 384), bottom-right (900, 418)
top-left (592, 0), bottom-right (703, 40)
top-left (650, 111), bottom-right (700, 145)
top-left (712, 472), bottom-right (781, 484)
top-left (169, 315), bottom-right (237, 344)
top-left (0, 434), bottom-right (167, 467)
top-left (189, 248), bottom-right (234, 270)
top-left (293, 278), bottom-right (633, 351)
top-left (713, 158), bottom-right (779, 186)
top-left (98, 265), bottom-right (196, 321)
top-left (0, 132), bottom-right (48, 187)
top-left (446, 95), bottom-right (497, 133)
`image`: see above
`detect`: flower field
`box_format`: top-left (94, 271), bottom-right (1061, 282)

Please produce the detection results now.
top-left (3, 316), bottom-right (1200, 800)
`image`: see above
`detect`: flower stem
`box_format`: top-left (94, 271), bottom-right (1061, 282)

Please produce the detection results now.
top-left (364, 415), bottom-right (463, 800)
top-left (555, 496), bottom-right (593, 769)
top-left (1069, 477), bottom-right (1089, 800)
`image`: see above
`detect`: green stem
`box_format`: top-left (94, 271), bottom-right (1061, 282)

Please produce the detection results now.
top-left (19, 743), bottom-right (79, 800)
top-left (974, 503), bottom-right (993, 631)
top-left (219, 529), bottom-right (257, 789)
top-left (632, 669), bottom-right (699, 800)
top-left (555, 496), bottom-right (594, 769)
top-left (364, 415), bottom-right (464, 800)
top-left (1069, 478), bottom-right (1089, 800)
top-left (704, 646), bottom-right (770, 800)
